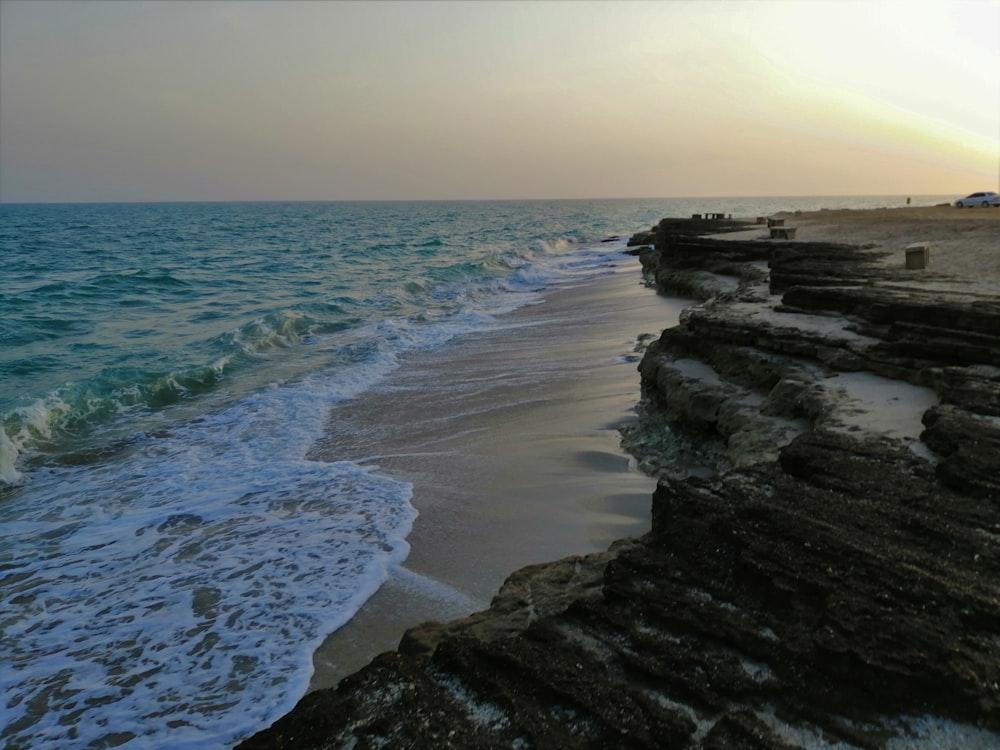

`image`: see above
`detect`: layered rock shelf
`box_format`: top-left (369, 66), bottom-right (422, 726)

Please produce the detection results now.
top-left (240, 213), bottom-right (999, 749)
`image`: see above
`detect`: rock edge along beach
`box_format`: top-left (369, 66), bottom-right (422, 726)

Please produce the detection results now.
top-left (239, 206), bottom-right (999, 749)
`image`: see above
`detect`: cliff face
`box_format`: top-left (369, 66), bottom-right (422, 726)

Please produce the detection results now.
top-left (239, 218), bottom-right (999, 749)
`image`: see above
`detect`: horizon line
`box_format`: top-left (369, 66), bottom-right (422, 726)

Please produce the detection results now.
top-left (0, 192), bottom-right (960, 206)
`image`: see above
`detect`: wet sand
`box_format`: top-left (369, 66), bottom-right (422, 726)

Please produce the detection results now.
top-left (307, 256), bottom-right (689, 689)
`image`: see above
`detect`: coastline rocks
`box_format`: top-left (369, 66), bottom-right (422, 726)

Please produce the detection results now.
top-left (397, 541), bottom-right (639, 658)
top-left (921, 403), bottom-right (1000, 500)
top-left (239, 218), bottom-right (999, 749)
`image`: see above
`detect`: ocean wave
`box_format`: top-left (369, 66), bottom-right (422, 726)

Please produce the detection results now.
top-left (393, 235), bottom-right (588, 314)
top-left (92, 270), bottom-right (193, 289)
top-left (215, 310), bottom-right (317, 355)
top-left (485, 236), bottom-right (578, 272)
top-left (1, 345), bottom-right (416, 749)
top-left (0, 360), bottom-right (230, 482)
top-left (0, 305), bottom-right (395, 487)
top-left (23, 315), bottom-right (95, 338)
top-left (15, 272), bottom-right (193, 308)
top-left (0, 429), bottom-right (20, 485)
top-left (19, 278), bottom-right (84, 300)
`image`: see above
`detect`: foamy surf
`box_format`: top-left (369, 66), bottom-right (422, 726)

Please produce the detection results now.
top-left (1, 373), bottom-right (416, 749)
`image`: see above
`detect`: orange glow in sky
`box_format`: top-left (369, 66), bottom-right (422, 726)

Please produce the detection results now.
top-left (1, 0), bottom-right (997, 202)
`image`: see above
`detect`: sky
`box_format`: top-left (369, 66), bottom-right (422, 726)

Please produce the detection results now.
top-left (1, 0), bottom-right (998, 202)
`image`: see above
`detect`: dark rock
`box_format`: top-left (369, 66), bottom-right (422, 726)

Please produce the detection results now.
top-left (622, 244), bottom-right (650, 257)
top-left (768, 244), bottom-right (891, 293)
top-left (922, 404), bottom-right (1000, 500)
top-left (627, 230), bottom-right (656, 247)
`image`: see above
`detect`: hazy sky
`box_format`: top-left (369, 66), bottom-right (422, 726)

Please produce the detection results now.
top-left (1, 0), bottom-right (998, 202)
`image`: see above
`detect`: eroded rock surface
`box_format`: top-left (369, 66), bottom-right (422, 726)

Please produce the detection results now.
top-left (238, 218), bottom-right (999, 749)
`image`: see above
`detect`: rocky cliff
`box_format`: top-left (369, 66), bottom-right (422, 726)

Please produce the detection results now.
top-left (238, 217), bottom-right (999, 749)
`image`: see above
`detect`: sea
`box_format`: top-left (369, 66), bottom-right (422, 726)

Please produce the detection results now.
top-left (0, 195), bottom-right (952, 749)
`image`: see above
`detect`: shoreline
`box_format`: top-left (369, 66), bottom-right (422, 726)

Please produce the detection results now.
top-left (305, 258), bottom-right (688, 689)
top-left (240, 206), bottom-right (1000, 749)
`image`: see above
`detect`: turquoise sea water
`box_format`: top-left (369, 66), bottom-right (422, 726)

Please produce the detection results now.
top-left (0, 196), bottom-right (948, 748)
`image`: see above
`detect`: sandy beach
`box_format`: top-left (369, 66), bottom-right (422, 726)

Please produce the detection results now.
top-left (716, 205), bottom-right (1000, 295)
top-left (306, 259), bottom-right (690, 689)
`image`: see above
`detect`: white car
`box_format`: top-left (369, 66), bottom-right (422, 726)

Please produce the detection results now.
top-left (954, 191), bottom-right (999, 207)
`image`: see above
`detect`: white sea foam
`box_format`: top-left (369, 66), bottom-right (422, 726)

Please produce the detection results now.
top-left (1, 364), bottom-right (416, 749)
top-left (0, 428), bottom-right (20, 485)
top-left (753, 704), bottom-right (1000, 748)
top-left (884, 716), bottom-right (1000, 749)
